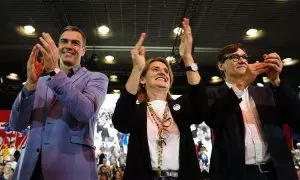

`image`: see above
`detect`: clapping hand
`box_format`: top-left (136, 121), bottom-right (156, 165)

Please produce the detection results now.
top-left (131, 33), bottom-right (146, 71)
top-left (263, 53), bottom-right (283, 86)
top-left (36, 32), bottom-right (59, 72)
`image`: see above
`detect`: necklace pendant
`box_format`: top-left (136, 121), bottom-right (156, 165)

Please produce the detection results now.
top-left (157, 166), bottom-right (162, 176)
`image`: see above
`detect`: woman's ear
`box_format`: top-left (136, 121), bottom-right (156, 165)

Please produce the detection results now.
top-left (140, 77), bottom-right (146, 86)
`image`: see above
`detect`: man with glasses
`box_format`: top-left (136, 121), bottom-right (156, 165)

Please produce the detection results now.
top-left (206, 43), bottom-right (300, 180)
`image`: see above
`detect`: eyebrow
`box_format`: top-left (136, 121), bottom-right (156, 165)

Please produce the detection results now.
top-left (60, 38), bottom-right (81, 45)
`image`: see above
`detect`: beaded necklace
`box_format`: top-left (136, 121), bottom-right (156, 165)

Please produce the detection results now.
top-left (147, 102), bottom-right (172, 176)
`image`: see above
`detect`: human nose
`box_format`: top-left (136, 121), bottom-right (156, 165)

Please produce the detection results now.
top-left (237, 56), bottom-right (248, 63)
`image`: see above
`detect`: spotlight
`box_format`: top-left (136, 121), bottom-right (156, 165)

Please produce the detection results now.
top-left (104, 55), bottom-right (115, 64)
top-left (98, 25), bottom-right (110, 34)
top-left (6, 73), bottom-right (20, 81)
top-left (23, 25), bottom-right (35, 34)
top-left (173, 27), bottom-right (183, 35)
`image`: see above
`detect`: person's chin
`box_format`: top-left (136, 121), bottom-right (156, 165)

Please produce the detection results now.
top-left (62, 59), bottom-right (76, 66)
top-left (156, 83), bottom-right (169, 89)
top-left (236, 69), bottom-right (246, 75)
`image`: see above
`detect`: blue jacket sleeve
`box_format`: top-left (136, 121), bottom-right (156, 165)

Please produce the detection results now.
top-left (9, 87), bottom-right (35, 131)
top-left (47, 71), bottom-right (108, 124)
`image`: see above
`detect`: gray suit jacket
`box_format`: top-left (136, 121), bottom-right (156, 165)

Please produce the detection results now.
top-left (9, 67), bottom-right (108, 180)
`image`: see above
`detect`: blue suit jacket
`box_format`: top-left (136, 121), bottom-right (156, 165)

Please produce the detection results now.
top-left (9, 67), bottom-right (108, 180)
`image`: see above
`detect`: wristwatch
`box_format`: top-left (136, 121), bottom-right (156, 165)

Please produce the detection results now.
top-left (49, 68), bottom-right (61, 77)
top-left (184, 63), bottom-right (198, 72)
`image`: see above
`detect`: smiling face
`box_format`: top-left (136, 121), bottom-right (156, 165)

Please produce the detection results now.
top-left (218, 48), bottom-right (249, 80)
top-left (140, 60), bottom-right (171, 91)
top-left (58, 30), bottom-right (86, 67)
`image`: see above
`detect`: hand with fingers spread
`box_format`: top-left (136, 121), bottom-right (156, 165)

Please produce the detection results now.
top-left (235, 62), bottom-right (269, 90)
top-left (37, 32), bottom-right (59, 72)
top-left (131, 33), bottom-right (147, 71)
top-left (263, 53), bottom-right (283, 86)
top-left (179, 18), bottom-right (193, 63)
top-left (26, 45), bottom-right (45, 91)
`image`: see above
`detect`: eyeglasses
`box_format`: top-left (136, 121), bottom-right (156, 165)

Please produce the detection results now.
top-left (223, 54), bottom-right (249, 62)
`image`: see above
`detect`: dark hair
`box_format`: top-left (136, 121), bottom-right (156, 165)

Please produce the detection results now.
top-left (217, 43), bottom-right (246, 63)
top-left (216, 43), bottom-right (246, 78)
top-left (60, 26), bottom-right (86, 46)
top-left (137, 57), bottom-right (174, 103)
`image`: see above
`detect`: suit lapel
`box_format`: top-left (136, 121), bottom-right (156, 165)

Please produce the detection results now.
top-left (218, 83), bottom-right (230, 97)
top-left (137, 102), bottom-right (153, 172)
top-left (70, 67), bottom-right (87, 84)
top-left (167, 98), bottom-right (181, 129)
top-left (248, 86), bottom-right (262, 105)
top-left (51, 67), bottom-right (87, 104)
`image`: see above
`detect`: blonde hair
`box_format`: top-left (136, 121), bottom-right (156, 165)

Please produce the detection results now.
top-left (137, 57), bottom-right (174, 103)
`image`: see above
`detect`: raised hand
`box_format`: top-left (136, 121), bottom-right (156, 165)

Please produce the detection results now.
top-left (131, 33), bottom-right (146, 70)
top-left (25, 45), bottom-right (45, 91)
top-left (263, 53), bottom-right (283, 86)
top-left (236, 62), bottom-right (269, 90)
top-left (36, 32), bottom-right (59, 72)
top-left (179, 18), bottom-right (193, 62)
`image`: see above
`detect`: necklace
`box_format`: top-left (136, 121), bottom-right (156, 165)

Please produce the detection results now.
top-left (147, 102), bottom-right (172, 175)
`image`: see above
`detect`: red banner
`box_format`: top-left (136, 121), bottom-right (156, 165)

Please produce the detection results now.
top-left (0, 110), bottom-right (27, 150)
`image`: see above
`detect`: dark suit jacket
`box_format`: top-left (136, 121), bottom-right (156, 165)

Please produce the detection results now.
top-left (206, 82), bottom-right (300, 180)
top-left (112, 82), bottom-right (208, 180)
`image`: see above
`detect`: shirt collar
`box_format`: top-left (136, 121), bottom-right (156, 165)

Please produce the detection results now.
top-left (67, 65), bottom-right (81, 77)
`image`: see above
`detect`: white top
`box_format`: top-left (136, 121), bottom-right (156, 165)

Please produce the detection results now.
top-left (226, 82), bottom-right (271, 164)
top-left (147, 100), bottom-right (180, 170)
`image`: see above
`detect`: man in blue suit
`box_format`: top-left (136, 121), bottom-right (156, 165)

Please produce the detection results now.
top-left (9, 26), bottom-right (108, 180)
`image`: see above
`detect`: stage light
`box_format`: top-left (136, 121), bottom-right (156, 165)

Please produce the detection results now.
top-left (283, 58), bottom-right (299, 66)
top-left (6, 73), bottom-right (20, 80)
top-left (209, 76), bottom-right (223, 84)
top-left (98, 25), bottom-right (110, 34)
top-left (173, 27), bottom-right (183, 35)
top-left (24, 25), bottom-right (35, 34)
top-left (246, 29), bottom-right (258, 37)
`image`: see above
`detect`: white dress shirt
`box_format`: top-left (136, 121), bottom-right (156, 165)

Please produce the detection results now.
top-left (226, 82), bottom-right (271, 164)
top-left (147, 100), bottom-right (180, 170)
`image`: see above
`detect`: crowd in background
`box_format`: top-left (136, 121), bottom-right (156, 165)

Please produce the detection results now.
top-left (2, 132), bottom-right (300, 179)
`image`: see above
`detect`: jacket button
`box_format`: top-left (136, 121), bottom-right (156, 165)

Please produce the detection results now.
top-left (36, 148), bottom-right (40, 152)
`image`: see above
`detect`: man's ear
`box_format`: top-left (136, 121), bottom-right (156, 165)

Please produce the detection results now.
top-left (218, 62), bottom-right (225, 72)
top-left (81, 47), bottom-right (87, 56)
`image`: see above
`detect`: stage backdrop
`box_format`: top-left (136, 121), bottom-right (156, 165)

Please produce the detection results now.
top-left (0, 110), bottom-right (27, 149)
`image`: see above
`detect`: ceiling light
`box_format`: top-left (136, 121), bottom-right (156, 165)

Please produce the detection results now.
top-left (166, 56), bottom-right (176, 64)
top-left (173, 27), bottom-right (183, 35)
top-left (246, 29), bottom-right (258, 37)
top-left (113, 89), bottom-right (120, 94)
top-left (6, 73), bottom-right (20, 81)
top-left (262, 77), bottom-right (270, 83)
top-left (104, 55), bottom-right (115, 64)
top-left (109, 75), bottom-right (118, 82)
top-left (110, 75), bottom-right (118, 79)
top-left (283, 58), bottom-right (292, 63)
top-left (282, 58), bottom-right (299, 66)
top-left (98, 25), bottom-right (110, 34)
top-left (23, 25), bottom-right (35, 34)
top-left (257, 83), bottom-right (264, 87)
top-left (209, 76), bottom-right (223, 84)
